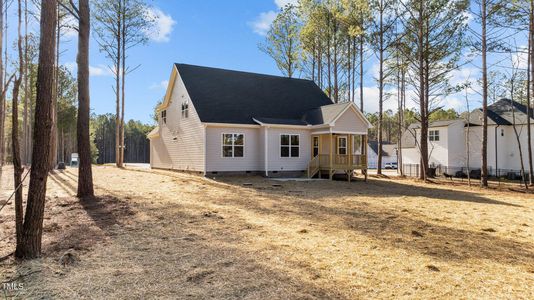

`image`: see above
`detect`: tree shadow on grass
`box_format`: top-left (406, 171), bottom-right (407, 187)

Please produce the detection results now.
top-left (35, 173), bottom-right (348, 299)
top-left (205, 177), bottom-right (534, 267)
top-left (215, 176), bottom-right (522, 207)
top-left (45, 172), bottom-right (136, 255)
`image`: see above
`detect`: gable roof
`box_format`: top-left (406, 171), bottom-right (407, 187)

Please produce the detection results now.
top-left (174, 64), bottom-right (334, 125)
top-left (469, 98), bottom-right (533, 125)
top-left (409, 119), bottom-right (463, 129)
top-left (303, 102), bottom-right (350, 125)
top-left (368, 141), bottom-right (396, 156)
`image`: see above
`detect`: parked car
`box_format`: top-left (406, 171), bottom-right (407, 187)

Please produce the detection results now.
top-left (385, 162), bottom-right (398, 169)
top-left (70, 153), bottom-right (79, 168)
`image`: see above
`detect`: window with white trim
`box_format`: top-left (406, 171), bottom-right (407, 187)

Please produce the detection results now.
top-left (281, 134), bottom-right (299, 157)
top-left (222, 134), bottom-right (244, 157)
top-left (161, 110), bottom-right (167, 124)
top-left (181, 101), bottom-right (189, 118)
top-left (429, 130), bottom-right (440, 141)
top-left (337, 136), bottom-right (347, 155)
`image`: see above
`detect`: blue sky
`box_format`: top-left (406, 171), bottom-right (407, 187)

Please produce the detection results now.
top-left (4, 0), bottom-right (529, 124)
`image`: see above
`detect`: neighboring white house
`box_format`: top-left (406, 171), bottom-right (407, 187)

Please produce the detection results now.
top-left (148, 64), bottom-right (372, 179)
top-left (367, 141), bottom-right (397, 169)
top-left (401, 99), bottom-right (534, 176)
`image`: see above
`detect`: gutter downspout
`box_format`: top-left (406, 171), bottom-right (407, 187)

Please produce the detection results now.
top-left (265, 126), bottom-right (269, 177)
top-left (203, 124), bottom-right (207, 176)
top-left (495, 124), bottom-right (500, 177)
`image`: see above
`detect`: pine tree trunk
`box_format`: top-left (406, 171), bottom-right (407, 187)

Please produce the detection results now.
top-left (24, 0), bottom-right (29, 165)
top-left (15, 0), bottom-right (57, 259)
top-left (528, 0), bottom-right (534, 186)
top-left (115, 0), bottom-right (122, 167)
top-left (49, 7), bottom-right (60, 171)
top-left (120, 0), bottom-right (126, 167)
top-left (418, 0), bottom-right (428, 181)
top-left (347, 38), bottom-right (351, 103)
top-left (481, 0), bottom-right (489, 187)
top-left (77, 0), bottom-right (94, 198)
top-left (0, 0), bottom-right (4, 167)
top-left (12, 77), bottom-right (23, 246)
top-left (377, 4), bottom-right (384, 175)
top-left (13, 0), bottom-right (24, 248)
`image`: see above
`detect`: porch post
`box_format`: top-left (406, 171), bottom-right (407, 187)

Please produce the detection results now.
top-left (329, 132), bottom-right (333, 180)
top-left (363, 134), bottom-right (368, 182)
top-left (348, 134), bottom-right (352, 182)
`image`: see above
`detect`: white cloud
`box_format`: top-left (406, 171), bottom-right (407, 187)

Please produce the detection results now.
top-left (275, 0), bottom-right (299, 9)
top-left (144, 7), bottom-right (176, 43)
top-left (90, 65), bottom-right (113, 77)
top-left (150, 80), bottom-right (169, 90)
top-left (356, 84), bottom-right (470, 116)
top-left (65, 62), bottom-right (114, 77)
top-left (250, 0), bottom-right (299, 36)
top-left (249, 11), bottom-right (277, 36)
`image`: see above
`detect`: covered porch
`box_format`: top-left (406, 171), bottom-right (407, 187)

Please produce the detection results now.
top-left (307, 132), bottom-right (368, 181)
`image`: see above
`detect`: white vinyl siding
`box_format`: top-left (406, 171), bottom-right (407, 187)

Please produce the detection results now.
top-left (151, 70), bottom-right (205, 172)
top-left (205, 127), bottom-right (261, 172)
top-left (267, 128), bottom-right (310, 171)
top-left (149, 134), bottom-right (172, 169)
top-left (333, 108), bottom-right (368, 133)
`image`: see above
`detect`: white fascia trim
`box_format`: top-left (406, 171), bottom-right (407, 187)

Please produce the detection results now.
top-left (203, 122), bottom-right (261, 129)
top-left (252, 118), bottom-right (311, 129)
top-left (312, 130), bottom-right (367, 135)
top-left (252, 118), bottom-right (331, 130)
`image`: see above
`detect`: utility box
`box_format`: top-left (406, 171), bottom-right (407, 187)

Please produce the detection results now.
top-left (70, 153), bottom-right (79, 168)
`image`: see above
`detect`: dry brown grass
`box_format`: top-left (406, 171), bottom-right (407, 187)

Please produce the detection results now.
top-left (1, 165), bottom-right (534, 299)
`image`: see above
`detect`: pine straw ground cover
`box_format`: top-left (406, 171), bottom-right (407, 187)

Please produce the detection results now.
top-left (1, 166), bottom-right (533, 299)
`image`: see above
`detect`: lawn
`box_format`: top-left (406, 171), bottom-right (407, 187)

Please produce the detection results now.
top-left (1, 166), bottom-right (533, 299)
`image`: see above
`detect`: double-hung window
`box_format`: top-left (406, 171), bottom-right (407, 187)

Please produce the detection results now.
top-left (181, 101), bottom-right (189, 118)
top-left (161, 110), bottom-right (167, 124)
top-left (337, 136), bottom-right (347, 155)
top-left (429, 130), bottom-right (440, 142)
top-left (281, 134), bottom-right (299, 157)
top-left (222, 134), bottom-right (244, 157)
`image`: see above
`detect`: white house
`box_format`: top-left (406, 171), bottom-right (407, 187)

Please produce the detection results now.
top-left (367, 141), bottom-right (397, 169)
top-left (401, 99), bottom-right (534, 177)
top-left (148, 64), bottom-right (372, 179)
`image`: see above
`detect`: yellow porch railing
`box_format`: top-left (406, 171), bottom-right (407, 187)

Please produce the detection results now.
top-left (308, 154), bottom-right (367, 178)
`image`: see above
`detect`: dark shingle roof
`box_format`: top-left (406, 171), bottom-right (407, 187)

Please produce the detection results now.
top-left (368, 141), bottom-right (394, 156)
top-left (176, 64), bottom-right (334, 125)
top-left (409, 119), bottom-right (462, 129)
top-left (470, 99), bottom-right (533, 125)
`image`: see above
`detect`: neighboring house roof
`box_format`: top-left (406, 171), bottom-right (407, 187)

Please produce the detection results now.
top-left (175, 63), bottom-right (334, 125)
top-left (382, 144), bottom-right (398, 157)
top-left (368, 141), bottom-right (396, 156)
top-left (469, 98), bottom-right (533, 126)
top-left (409, 119), bottom-right (463, 129)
